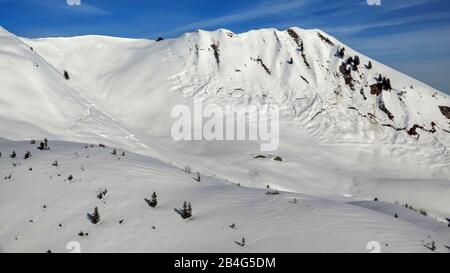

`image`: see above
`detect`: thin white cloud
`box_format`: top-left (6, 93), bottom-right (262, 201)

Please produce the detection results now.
top-left (384, 0), bottom-right (431, 11)
top-left (325, 11), bottom-right (450, 34)
top-left (66, 0), bottom-right (81, 6)
top-left (166, 0), bottom-right (309, 35)
top-left (345, 25), bottom-right (450, 93)
top-left (347, 25), bottom-right (450, 55)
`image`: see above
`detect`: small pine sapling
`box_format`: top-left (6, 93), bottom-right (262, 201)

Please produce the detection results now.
top-left (235, 237), bottom-right (246, 247)
top-left (150, 191), bottom-right (158, 207)
top-left (88, 207), bottom-right (101, 224)
top-left (145, 191), bottom-right (158, 208)
top-left (175, 201), bottom-right (192, 219)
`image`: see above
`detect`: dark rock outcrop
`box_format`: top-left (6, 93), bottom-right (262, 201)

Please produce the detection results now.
top-left (439, 106), bottom-right (450, 119)
top-left (370, 83), bottom-right (382, 96)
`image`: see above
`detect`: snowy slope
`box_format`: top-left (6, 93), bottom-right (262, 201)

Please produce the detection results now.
top-left (1, 26), bottom-right (450, 252)
top-left (0, 140), bottom-right (449, 253)
top-left (0, 26), bottom-right (147, 150)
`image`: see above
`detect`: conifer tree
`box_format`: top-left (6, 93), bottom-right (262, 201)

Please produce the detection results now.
top-left (150, 191), bottom-right (158, 208)
top-left (386, 78), bottom-right (392, 90)
top-left (182, 201), bottom-right (188, 215)
top-left (90, 207), bottom-right (101, 224)
top-left (187, 202), bottom-right (192, 218)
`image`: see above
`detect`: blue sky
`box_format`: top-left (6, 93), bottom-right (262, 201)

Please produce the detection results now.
top-left (1, 0), bottom-right (449, 93)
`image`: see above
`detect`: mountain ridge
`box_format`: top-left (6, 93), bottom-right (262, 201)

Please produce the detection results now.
top-left (1, 25), bottom-right (450, 220)
top-left (18, 26), bottom-right (450, 139)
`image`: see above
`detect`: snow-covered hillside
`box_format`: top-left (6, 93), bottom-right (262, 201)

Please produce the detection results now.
top-left (1, 25), bottom-right (450, 252)
top-left (0, 27), bottom-right (147, 150)
top-left (0, 140), bottom-right (449, 253)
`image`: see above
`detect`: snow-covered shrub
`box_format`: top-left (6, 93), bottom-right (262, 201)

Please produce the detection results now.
top-left (37, 139), bottom-right (50, 150)
top-left (24, 151), bottom-right (32, 160)
top-left (97, 188), bottom-right (108, 200)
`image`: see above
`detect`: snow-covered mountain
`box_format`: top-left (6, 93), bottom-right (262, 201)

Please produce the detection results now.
top-left (21, 27), bottom-right (450, 144)
top-left (1, 25), bottom-right (450, 252)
